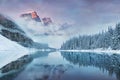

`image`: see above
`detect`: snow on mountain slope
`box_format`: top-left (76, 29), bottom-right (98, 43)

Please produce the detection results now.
top-left (0, 14), bottom-right (50, 49)
top-left (0, 14), bottom-right (54, 69)
top-left (0, 35), bottom-right (27, 51)
top-left (0, 34), bottom-right (29, 68)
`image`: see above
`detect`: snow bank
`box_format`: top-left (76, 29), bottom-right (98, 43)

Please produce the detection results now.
top-left (0, 35), bottom-right (29, 68)
top-left (0, 35), bottom-right (27, 51)
top-left (60, 49), bottom-right (120, 54)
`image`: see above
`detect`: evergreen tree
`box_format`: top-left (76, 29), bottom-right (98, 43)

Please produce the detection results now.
top-left (61, 23), bottom-right (120, 50)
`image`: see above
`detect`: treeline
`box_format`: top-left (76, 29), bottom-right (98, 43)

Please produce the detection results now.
top-left (61, 23), bottom-right (120, 50)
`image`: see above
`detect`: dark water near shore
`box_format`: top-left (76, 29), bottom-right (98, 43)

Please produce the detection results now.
top-left (0, 51), bottom-right (120, 80)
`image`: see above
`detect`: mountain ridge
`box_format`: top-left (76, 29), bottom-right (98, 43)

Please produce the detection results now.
top-left (0, 14), bottom-right (52, 49)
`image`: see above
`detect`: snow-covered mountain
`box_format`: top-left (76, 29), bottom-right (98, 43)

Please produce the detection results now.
top-left (18, 11), bottom-right (74, 48)
top-left (0, 14), bottom-right (55, 68)
top-left (0, 14), bottom-right (51, 49)
top-left (20, 11), bottom-right (53, 26)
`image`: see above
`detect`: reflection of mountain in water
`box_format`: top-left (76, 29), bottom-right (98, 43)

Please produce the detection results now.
top-left (14, 64), bottom-right (73, 80)
top-left (0, 51), bottom-right (50, 80)
top-left (30, 51), bottom-right (50, 59)
top-left (61, 52), bottom-right (120, 80)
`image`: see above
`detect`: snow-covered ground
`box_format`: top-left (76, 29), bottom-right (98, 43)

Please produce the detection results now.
top-left (60, 48), bottom-right (120, 54)
top-left (0, 35), bottom-right (30, 68)
top-left (0, 35), bottom-right (28, 51)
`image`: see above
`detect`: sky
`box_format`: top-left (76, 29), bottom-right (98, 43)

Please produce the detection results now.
top-left (1, 0), bottom-right (120, 48)
top-left (1, 0), bottom-right (120, 34)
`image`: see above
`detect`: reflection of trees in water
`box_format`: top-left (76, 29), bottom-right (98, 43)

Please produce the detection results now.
top-left (61, 52), bottom-right (120, 80)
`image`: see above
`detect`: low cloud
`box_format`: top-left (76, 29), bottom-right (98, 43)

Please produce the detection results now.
top-left (16, 18), bottom-right (73, 36)
top-left (1, 0), bottom-right (120, 35)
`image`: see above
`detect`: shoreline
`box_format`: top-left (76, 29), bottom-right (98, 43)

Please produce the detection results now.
top-left (60, 49), bottom-right (120, 54)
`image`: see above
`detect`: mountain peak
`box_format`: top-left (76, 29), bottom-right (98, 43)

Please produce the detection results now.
top-left (20, 11), bottom-right (41, 22)
top-left (20, 10), bottom-right (53, 25)
top-left (42, 17), bottom-right (52, 25)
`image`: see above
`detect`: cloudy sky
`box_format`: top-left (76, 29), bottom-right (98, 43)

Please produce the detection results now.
top-left (1, 0), bottom-right (120, 48)
top-left (1, 0), bottom-right (120, 35)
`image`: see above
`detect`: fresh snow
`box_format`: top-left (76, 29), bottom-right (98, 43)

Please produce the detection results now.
top-left (0, 35), bottom-right (29, 68)
top-left (60, 49), bottom-right (120, 54)
top-left (0, 34), bottom-right (53, 68)
top-left (0, 35), bottom-right (28, 51)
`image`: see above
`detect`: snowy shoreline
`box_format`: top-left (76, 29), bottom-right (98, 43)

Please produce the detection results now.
top-left (0, 34), bottom-right (52, 69)
top-left (0, 49), bottom-right (53, 69)
top-left (60, 49), bottom-right (120, 54)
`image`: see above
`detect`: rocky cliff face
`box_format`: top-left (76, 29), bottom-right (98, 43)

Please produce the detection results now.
top-left (42, 17), bottom-right (52, 25)
top-left (0, 14), bottom-right (50, 49)
top-left (21, 11), bottom-right (41, 22)
top-left (20, 11), bottom-right (53, 25)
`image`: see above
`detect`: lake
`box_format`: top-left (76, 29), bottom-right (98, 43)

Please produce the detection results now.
top-left (0, 51), bottom-right (120, 80)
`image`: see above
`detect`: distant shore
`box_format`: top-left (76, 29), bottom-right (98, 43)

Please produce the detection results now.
top-left (60, 49), bottom-right (120, 54)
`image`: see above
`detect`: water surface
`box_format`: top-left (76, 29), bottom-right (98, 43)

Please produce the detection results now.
top-left (0, 51), bottom-right (120, 80)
